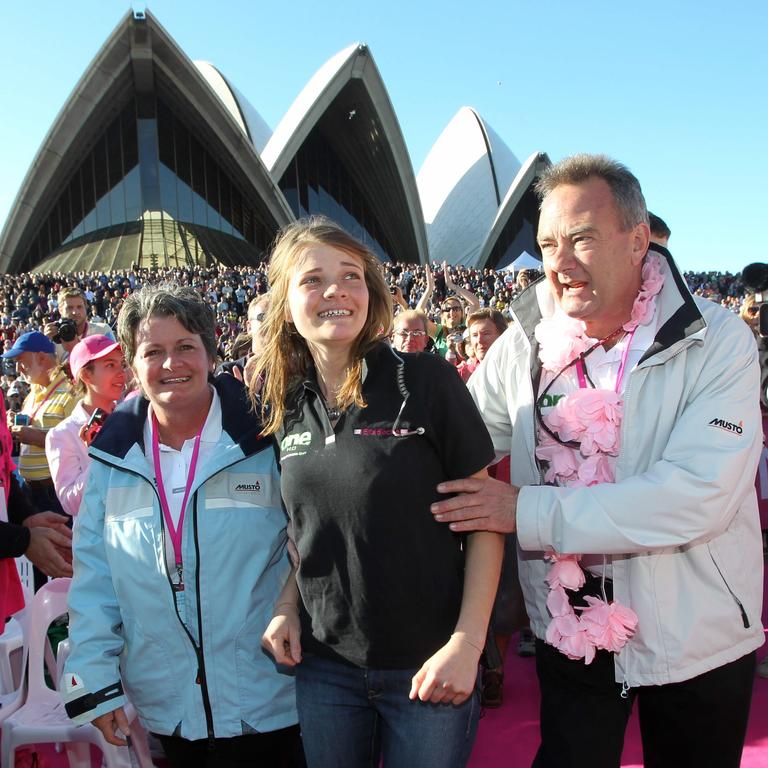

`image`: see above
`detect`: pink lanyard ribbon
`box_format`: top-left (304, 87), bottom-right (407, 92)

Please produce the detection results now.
top-left (151, 414), bottom-right (202, 583)
top-left (576, 329), bottom-right (636, 393)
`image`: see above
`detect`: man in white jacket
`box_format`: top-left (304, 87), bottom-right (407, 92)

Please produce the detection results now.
top-left (432, 154), bottom-right (764, 768)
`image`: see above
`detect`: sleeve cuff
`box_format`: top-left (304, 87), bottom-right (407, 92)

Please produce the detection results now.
top-left (516, 485), bottom-right (544, 551)
top-left (0, 522), bottom-right (31, 559)
top-left (63, 681), bottom-right (125, 725)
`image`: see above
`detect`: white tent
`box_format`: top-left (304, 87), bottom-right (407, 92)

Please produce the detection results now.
top-left (499, 250), bottom-right (541, 273)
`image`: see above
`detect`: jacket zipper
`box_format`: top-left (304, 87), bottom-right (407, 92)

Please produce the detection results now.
top-left (191, 489), bottom-right (216, 746)
top-left (525, 364), bottom-right (545, 485)
top-left (93, 458), bottom-right (217, 743)
top-left (709, 548), bottom-right (750, 628)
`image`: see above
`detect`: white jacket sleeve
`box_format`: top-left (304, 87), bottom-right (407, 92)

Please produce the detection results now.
top-left (61, 463), bottom-right (127, 724)
top-left (517, 315), bottom-right (763, 555)
top-left (468, 325), bottom-right (522, 461)
top-left (45, 420), bottom-right (88, 517)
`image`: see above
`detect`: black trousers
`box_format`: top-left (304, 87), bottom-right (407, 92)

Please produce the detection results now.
top-left (156, 724), bottom-right (305, 768)
top-left (532, 639), bottom-right (756, 768)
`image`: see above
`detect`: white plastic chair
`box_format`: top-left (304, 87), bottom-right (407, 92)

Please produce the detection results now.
top-left (1, 578), bottom-right (154, 768)
top-left (16, 554), bottom-right (59, 678)
top-left (0, 555), bottom-right (35, 697)
top-left (0, 615), bottom-right (25, 695)
top-left (0, 611), bottom-right (68, 728)
top-left (15, 555), bottom-right (35, 606)
top-left (0, 608), bottom-right (30, 724)
top-left (55, 636), bottom-right (71, 693)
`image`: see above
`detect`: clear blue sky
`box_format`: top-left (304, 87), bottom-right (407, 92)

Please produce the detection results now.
top-left (1, 0), bottom-right (766, 273)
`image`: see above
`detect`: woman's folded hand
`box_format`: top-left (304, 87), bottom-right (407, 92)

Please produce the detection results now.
top-left (409, 633), bottom-right (481, 705)
top-left (262, 605), bottom-right (302, 666)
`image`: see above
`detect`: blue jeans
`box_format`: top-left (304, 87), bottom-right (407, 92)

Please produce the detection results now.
top-left (295, 654), bottom-right (480, 768)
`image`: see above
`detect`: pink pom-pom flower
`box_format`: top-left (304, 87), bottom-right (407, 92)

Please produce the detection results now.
top-left (545, 613), bottom-right (597, 664)
top-left (535, 314), bottom-right (591, 372)
top-left (545, 554), bottom-right (586, 591)
top-left (580, 596), bottom-right (639, 653)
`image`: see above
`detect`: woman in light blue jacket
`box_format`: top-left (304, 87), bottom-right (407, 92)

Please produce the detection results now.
top-left (62, 284), bottom-right (302, 767)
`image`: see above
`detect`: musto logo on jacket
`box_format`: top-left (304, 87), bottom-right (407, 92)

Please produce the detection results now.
top-left (708, 418), bottom-right (744, 435)
top-left (234, 481), bottom-right (261, 492)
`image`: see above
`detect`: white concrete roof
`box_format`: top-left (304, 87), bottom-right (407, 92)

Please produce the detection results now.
top-left (194, 61), bottom-right (272, 153)
top-left (417, 107), bottom-right (520, 267)
top-left (476, 150), bottom-right (550, 268)
top-left (261, 43), bottom-right (360, 176)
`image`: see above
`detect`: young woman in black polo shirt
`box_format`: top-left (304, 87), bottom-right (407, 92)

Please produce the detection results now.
top-left (256, 218), bottom-right (503, 768)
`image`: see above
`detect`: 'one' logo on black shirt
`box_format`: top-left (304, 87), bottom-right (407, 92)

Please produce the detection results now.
top-left (281, 431), bottom-right (312, 457)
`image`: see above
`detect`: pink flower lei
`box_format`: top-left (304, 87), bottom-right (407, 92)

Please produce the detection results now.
top-left (534, 253), bottom-right (663, 663)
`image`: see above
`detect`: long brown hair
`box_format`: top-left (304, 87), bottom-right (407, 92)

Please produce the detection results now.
top-left (252, 217), bottom-right (393, 436)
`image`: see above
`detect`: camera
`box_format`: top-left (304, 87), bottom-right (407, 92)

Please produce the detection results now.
top-left (52, 318), bottom-right (78, 344)
top-left (742, 263), bottom-right (768, 337)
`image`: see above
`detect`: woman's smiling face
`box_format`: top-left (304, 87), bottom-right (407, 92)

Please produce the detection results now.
top-left (286, 245), bottom-right (369, 354)
top-left (131, 315), bottom-right (213, 414)
top-left (81, 351), bottom-right (126, 400)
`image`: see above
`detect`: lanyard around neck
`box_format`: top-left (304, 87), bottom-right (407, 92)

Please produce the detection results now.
top-left (151, 413), bottom-right (202, 572)
top-left (575, 328), bottom-right (637, 394)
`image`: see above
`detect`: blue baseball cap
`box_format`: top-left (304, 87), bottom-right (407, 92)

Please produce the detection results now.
top-left (1, 331), bottom-right (56, 359)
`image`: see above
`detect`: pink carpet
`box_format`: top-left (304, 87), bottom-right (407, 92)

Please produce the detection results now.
top-left (470, 570), bottom-right (768, 768)
top-left (469, 637), bottom-right (768, 768)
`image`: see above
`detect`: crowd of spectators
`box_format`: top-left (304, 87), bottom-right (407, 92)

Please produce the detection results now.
top-left (683, 269), bottom-right (746, 312)
top-left (0, 260), bottom-right (752, 402)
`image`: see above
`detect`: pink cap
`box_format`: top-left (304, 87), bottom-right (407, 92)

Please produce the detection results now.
top-left (69, 335), bottom-right (122, 382)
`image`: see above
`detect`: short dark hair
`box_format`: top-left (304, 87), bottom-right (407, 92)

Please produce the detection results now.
top-left (466, 308), bottom-right (507, 336)
top-left (648, 212), bottom-right (671, 240)
top-left (535, 154), bottom-right (648, 231)
top-left (117, 283), bottom-right (217, 367)
top-left (228, 332), bottom-right (252, 360)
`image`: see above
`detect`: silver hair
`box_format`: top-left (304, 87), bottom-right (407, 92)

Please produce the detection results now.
top-left (535, 154), bottom-right (649, 231)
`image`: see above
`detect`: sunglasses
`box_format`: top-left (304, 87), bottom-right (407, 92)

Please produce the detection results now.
top-left (441, 305), bottom-right (462, 313)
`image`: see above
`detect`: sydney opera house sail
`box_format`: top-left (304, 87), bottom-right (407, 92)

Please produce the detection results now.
top-left (262, 44), bottom-right (427, 264)
top-left (0, 10), bottom-right (547, 274)
top-left (0, 10), bottom-right (291, 274)
top-left (479, 152), bottom-right (551, 271)
top-left (417, 108), bottom-right (521, 268)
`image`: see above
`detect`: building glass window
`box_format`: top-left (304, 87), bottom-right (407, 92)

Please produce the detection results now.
top-left (23, 93), bottom-right (274, 268)
top-left (486, 183), bottom-right (542, 271)
top-left (279, 129), bottom-right (393, 262)
top-left (124, 166), bottom-right (142, 221)
top-left (155, 98), bottom-right (262, 242)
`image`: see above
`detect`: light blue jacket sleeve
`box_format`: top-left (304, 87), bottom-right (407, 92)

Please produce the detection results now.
top-left (62, 462), bottom-right (128, 724)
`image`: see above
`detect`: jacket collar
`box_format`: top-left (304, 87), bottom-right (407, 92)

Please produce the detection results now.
top-left (511, 247), bottom-right (705, 372)
top-left (90, 373), bottom-right (270, 463)
top-left (299, 341), bottom-right (384, 398)
top-left (637, 245), bottom-right (706, 363)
